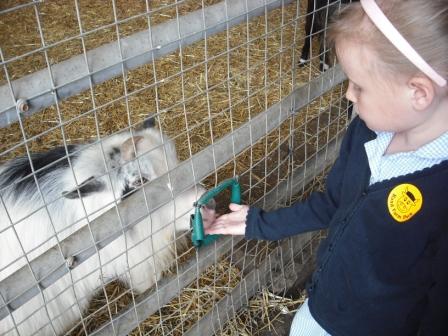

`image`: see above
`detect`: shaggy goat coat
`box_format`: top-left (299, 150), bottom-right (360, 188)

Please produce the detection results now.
top-left (0, 125), bottom-right (206, 335)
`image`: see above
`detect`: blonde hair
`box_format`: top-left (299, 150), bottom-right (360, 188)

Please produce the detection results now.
top-left (327, 0), bottom-right (448, 82)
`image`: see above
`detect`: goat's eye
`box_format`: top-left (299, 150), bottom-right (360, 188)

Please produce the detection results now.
top-left (133, 176), bottom-right (149, 187)
top-left (139, 176), bottom-right (149, 186)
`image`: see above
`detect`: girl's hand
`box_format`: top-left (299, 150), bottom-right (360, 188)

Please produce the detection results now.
top-left (204, 203), bottom-right (249, 236)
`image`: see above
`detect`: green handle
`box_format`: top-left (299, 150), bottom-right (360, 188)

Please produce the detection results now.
top-left (191, 177), bottom-right (241, 248)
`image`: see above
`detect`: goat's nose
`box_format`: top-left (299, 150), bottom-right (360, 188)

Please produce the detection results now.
top-left (204, 197), bottom-right (216, 210)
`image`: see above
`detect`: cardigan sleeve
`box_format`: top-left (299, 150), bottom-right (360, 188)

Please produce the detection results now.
top-left (245, 117), bottom-right (360, 241)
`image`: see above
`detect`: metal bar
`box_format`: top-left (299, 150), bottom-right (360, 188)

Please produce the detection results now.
top-left (0, 65), bottom-right (346, 321)
top-left (0, 0), bottom-right (293, 128)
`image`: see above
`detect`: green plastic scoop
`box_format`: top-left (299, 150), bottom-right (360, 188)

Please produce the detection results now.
top-left (191, 177), bottom-right (241, 248)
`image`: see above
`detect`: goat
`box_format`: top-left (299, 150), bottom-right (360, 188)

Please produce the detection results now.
top-left (0, 120), bottom-right (213, 335)
top-left (299, 0), bottom-right (358, 71)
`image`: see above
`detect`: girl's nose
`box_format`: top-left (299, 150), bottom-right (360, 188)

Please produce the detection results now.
top-left (345, 82), bottom-right (357, 103)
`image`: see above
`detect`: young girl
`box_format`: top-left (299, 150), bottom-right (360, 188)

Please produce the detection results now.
top-left (205, 0), bottom-right (448, 335)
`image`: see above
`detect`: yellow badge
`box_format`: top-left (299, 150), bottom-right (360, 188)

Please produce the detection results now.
top-left (387, 183), bottom-right (423, 223)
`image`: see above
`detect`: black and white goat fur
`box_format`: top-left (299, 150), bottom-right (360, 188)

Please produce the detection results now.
top-left (0, 120), bottom-right (212, 335)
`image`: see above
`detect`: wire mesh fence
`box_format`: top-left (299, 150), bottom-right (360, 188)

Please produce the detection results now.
top-left (0, 0), bottom-right (352, 335)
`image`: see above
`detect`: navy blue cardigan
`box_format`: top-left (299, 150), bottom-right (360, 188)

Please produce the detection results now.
top-left (245, 117), bottom-right (448, 336)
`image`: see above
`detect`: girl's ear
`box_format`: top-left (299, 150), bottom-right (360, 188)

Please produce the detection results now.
top-left (408, 76), bottom-right (435, 111)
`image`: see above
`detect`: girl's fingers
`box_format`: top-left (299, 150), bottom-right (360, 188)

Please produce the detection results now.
top-left (205, 225), bottom-right (244, 235)
top-left (203, 204), bottom-right (249, 235)
top-left (202, 213), bottom-right (217, 229)
top-left (205, 227), bottom-right (222, 235)
top-left (229, 203), bottom-right (243, 211)
top-left (204, 224), bottom-right (225, 235)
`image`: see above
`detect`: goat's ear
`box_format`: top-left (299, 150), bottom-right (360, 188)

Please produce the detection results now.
top-left (121, 136), bottom-right (144, 161)
top-left (142, 115), bottom-right (156, 129)
top-left (62, 177), bottom-right (105, 199)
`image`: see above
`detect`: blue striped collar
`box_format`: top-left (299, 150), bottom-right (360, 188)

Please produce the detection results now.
top-left (366, 131), bottom-right (448, 160)
top-left (415, 132), bottom-right (448, 159)
top-left (365, 130), bottom-right (448, 184)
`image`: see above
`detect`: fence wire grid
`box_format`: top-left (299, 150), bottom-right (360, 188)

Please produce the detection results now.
top-left (0, 0), bottom-right (352, 335)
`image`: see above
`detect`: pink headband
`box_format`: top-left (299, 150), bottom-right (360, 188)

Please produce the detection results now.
top-left (360, 0), bottom-right (447, 87)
